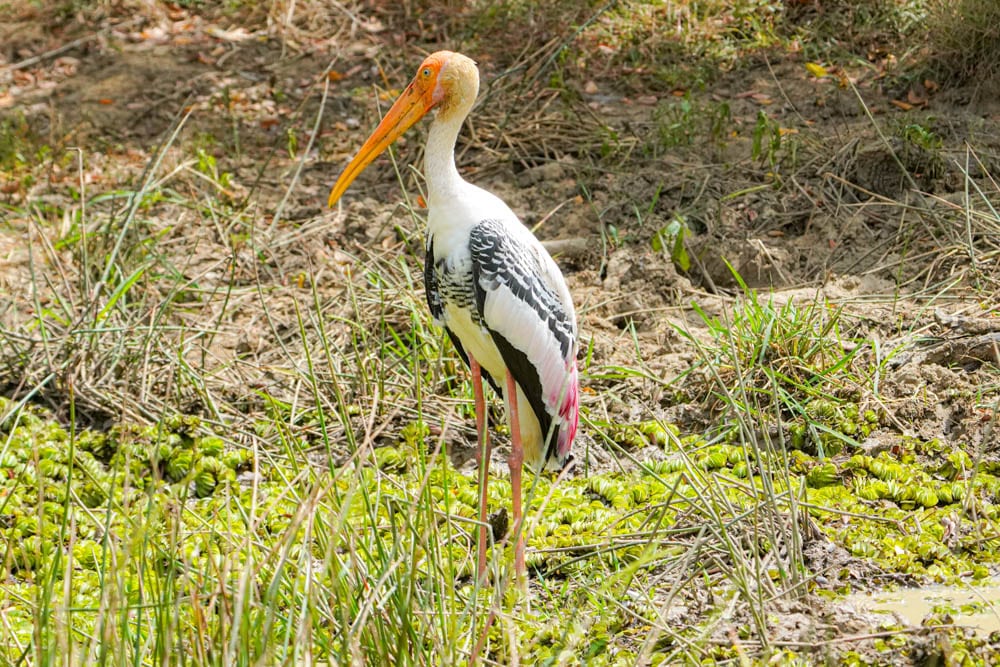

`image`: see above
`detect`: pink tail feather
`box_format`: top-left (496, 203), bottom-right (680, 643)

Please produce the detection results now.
top-left (557, 360), bottom-right (579, 460)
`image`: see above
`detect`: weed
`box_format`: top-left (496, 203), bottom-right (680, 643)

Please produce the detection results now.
top-left (651, 214), bottom-right (691, 272)
top-left (897, 121), bottom-right (943, 152)
top-left (783, 0), bottom-right (930, 61)
top-left (194, 147), bottom-right (233, 190)
top-left (586, 0), bottom-right (792, 93)
top-left (0, 115), bottom-right (50, 191)
top-left (684, 270), bottom-right (866, 456)
top-left (647, 96), bottom-right (731, 156)
top-left (893, 119), bottom-right (946, 181)
top-left (750, 110), bottom-right (800, 179)
top-left (926, 0), bottom-right (1000, 87)
top-left (751, 110), bottom-right (782, 169)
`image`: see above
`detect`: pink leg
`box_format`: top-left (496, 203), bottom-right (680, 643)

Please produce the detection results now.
top-left (505, 370), bottom-right (525, 579)
top-left (469, 356), bottom-right (491, 583)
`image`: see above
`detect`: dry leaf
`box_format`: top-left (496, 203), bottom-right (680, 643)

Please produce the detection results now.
top-left (805, 62), bottom-right (828, 78)
top-left (906, 90), bottom-right (925, 105)
top-left (139, 27), bottom-right (167, 41)
top-left (890, 99), bottom-right (913, 111)
top-left (208, 27), bottom-right (253, 42)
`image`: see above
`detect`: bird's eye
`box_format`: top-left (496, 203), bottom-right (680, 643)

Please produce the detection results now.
top-left (422, 68), bottom-right (432, 78)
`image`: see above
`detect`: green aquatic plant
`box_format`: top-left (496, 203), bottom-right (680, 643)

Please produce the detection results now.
top-left (2, 391), bottom-right (1000, 664)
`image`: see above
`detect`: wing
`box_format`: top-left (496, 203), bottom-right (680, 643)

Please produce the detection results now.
top-left (425, 234), bottom-right (501, 394)
top-left (469, 219), bottom-right (579, 462)
top-left (424, 235), bottom-right (446, 323)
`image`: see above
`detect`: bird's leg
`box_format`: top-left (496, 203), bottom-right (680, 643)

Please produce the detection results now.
top-left (470, 355), bottom-right (491, 583)
top-left (504, 370), bottom-right (526, 579)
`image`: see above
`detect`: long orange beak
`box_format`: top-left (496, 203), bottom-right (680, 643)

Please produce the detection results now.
top-left (328, 81), bottom-right (436, 207)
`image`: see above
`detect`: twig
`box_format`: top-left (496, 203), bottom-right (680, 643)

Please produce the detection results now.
top-left (4, 17), bottom-right (142, 73)
top-left (5, 35), bottom-right (96, 72)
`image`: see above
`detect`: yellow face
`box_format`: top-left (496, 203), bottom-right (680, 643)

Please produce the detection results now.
top-left (431, 51), bottom-right (479, 116)
top-left (393, 52), bottom-right (448, 116)
top-left (327, 51), bottom-right (480, 208)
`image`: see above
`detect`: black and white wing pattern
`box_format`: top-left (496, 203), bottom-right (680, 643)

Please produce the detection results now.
top-left (469, 219), bottom-right (579, 462)
top-left (425, 233), bottom-right (501, 393)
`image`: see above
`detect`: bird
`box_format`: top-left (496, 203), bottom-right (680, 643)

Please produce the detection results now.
top-left (327, 51), bottom-right (579, 581)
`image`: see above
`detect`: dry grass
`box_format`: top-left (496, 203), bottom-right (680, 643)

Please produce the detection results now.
top-left (926, 0), bottom-right (1000, 89)
top-left (5, 0), bottom-right (998, 438)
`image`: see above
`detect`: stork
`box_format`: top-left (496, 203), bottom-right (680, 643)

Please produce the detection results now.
top-left (327, 51), bottom-right (579, 580)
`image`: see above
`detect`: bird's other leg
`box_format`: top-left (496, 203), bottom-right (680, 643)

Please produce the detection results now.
top-left (470, 355), bottom-right (491, 583)
top-left (504, 370), bottom-right (526, 579)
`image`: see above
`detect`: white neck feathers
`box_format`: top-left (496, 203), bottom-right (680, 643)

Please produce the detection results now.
top-left (424, 111), bottom-right (466, 202)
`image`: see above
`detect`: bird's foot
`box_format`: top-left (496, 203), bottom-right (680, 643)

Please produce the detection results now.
top-left (488, 507), bottom-right (508, 543)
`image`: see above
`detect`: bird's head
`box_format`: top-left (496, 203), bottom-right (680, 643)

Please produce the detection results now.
top-left (328, 51), bottom-right (479, 207)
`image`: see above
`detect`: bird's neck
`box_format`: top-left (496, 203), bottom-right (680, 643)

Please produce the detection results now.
top-left (423, 111), bottom-right (467, 203)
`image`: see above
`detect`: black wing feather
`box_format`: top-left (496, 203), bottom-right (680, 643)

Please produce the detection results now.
top-left (425, 235), bottom-right (501, 393)
top-left (469, 220), bottom-right (566, 454)
top-left (424, 236), bottom-right (445, 322)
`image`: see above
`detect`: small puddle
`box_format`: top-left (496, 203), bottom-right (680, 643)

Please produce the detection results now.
top-left (848, 583), bottom-right (1000, 637)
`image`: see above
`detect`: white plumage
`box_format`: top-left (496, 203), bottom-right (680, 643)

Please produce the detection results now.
top-left (328, 51), bottom-right (579, 581)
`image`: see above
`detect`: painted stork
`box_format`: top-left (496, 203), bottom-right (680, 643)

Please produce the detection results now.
top-left (327, 51), bottom-right (579, 580)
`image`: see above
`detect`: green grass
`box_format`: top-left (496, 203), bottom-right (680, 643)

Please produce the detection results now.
top-left (686, 275), bottom-right (870, 456)
top-left (5, 383), bottom-right (1000, 663)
